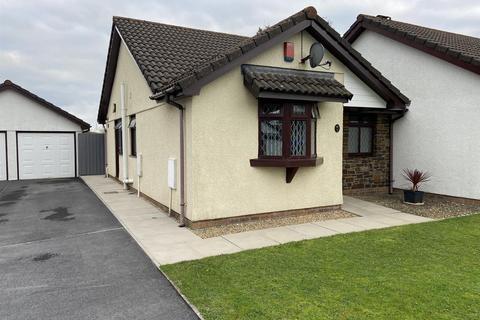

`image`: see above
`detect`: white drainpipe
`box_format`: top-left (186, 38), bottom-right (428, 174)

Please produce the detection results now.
top-left (120, 82), bottom-right (132, 189)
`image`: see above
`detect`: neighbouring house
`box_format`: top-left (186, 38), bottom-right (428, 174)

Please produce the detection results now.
top-left (344, 15), bottom-right (480, 200)
top-left (0, 80), bottom-right (90, 181)
top-left (97, 7), bottom-right (408, 227)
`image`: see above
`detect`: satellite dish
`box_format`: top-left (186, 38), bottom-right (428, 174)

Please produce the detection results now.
top-left (309, 43), bottom-right (325, 68)
top-left (300, 42), bottom-right (325, 68)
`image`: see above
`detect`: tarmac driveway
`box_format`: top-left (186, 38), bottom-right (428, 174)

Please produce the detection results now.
top-left (0, 178), bottom-right (198, 320)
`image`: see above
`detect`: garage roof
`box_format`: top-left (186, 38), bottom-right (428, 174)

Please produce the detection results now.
top-left (0, 80), bottom-right (90, 130)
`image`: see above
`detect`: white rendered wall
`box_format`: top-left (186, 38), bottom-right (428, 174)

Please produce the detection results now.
top-left (343, 72), bottom-right (386, 108)
top-left (0, 90), bottom-right (83, 180)
top-left (352, 31), bottom-right (480, 199)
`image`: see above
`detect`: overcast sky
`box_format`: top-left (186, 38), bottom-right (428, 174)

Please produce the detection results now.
top-left (1, 0), bottom-right (479, 128)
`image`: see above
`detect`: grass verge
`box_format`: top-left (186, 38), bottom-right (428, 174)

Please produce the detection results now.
top-left (162, 214), bottom-right (480, 319)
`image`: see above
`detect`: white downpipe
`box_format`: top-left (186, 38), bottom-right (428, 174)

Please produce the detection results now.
top-left (137, 175), bottom-right (140, 197)
top-left (120, 82), bottom-right (129, 190)
top-left (136, 153), bottom-right (142, 197)
top-left (169, 188), bottom-right (172, 216)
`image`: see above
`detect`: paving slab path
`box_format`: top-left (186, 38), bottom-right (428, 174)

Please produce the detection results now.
top-left (82, 176), bottom-right (432, 265)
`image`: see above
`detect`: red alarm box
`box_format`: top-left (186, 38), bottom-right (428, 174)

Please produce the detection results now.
top-left (283, 42), bottom-right (294, 62)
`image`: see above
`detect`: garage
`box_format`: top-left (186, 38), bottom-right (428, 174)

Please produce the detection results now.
top-left (17, 132), bottom-right (76, 179)
top-left (0, 80), bottom-right (90, 180)
top-left (0, 132), bottom-right (6, 181)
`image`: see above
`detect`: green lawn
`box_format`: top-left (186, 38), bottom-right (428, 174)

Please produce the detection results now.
top-left (162, 215), bottom-right (480, 320)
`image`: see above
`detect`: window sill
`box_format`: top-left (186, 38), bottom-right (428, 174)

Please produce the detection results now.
top-left (250, 157), bottom-right (324, 183)
top-left (250, 157), bottom-right (323, 168)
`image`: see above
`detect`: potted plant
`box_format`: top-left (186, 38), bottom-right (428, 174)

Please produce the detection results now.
top-left (402, 169), bottom-right (431, 204)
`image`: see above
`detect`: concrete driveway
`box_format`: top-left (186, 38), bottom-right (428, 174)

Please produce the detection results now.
top-left (0, 179), bottom-right (198, 320)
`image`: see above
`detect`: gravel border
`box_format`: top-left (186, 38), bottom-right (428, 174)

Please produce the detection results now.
top-left (355, 191), bottom-right (480, 219)
top-left (192, 209), bottom-right (355, 238)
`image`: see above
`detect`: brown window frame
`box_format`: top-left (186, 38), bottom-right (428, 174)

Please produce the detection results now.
top-left (129, 115), bottom-right (136, 157)
top-left (114, 119), bottom-right (122, 155)
top-left (347, 114), bottom-right (375, 156)
top-left (257, 99), bottom-right (317, 161)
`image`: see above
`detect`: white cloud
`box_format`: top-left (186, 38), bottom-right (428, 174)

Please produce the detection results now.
top-left (0, 50), bottom-right (25, 66)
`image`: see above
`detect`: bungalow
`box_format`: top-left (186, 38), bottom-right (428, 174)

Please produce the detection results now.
top-left (97, 7), bottom-right (408, 227)
top-left (344, 15), bottom-right (480, 200)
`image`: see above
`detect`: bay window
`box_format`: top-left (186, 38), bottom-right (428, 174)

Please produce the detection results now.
top-left (254, 100), bottom-right (319, 164)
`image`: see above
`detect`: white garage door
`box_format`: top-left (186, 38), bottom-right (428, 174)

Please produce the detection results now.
top-left (18, 132), bottom-right (75, 180)
top-left (0, 132), bottom-right (6, 181)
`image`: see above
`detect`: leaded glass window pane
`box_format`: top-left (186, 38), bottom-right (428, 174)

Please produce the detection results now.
top-left (360, 127), bottom-right (373, 153)
top-left (348, 127), bottom-right (359, 153)
top-left (292, 104), bottom-right (306, 115)
top-left (291, 120), bottom-right (306, 156)
top-left (260, 120), bottom-right (282, 156)
top-left (261, 103), bottom-right (282, 115)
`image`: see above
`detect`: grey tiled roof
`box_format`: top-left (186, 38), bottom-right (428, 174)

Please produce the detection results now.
top-left (113, 17), bottom-right (248, 92)
top-left (98, 7), bottom-right (410, 123)
top-left (112, 7), bottom-right (409, 103)
top-left (242, 65), bottom-right (353, 100)
top-left (344, 15), bottom-right (480, 73)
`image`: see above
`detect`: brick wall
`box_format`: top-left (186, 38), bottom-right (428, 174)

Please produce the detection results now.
top-left (343, 112), bottom-right (390, 193)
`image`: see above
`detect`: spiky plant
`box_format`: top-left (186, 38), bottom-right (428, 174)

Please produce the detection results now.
top-left (402, 169), bottom-right (431, 191)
